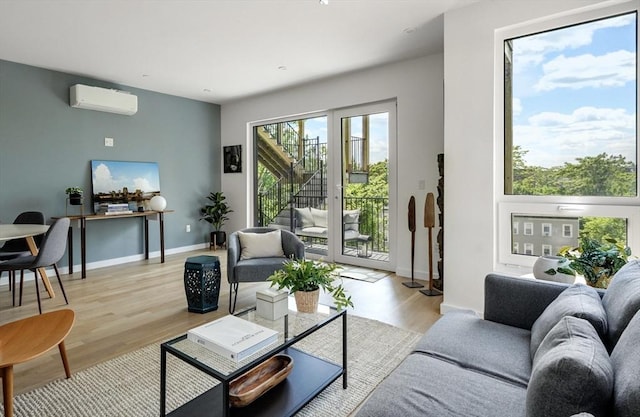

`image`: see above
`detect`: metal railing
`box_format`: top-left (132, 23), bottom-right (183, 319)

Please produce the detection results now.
top-left (344, 197), bottom-right (389, 254)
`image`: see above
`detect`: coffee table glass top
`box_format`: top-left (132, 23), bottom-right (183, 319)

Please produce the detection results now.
top-left (165, 297), bottom-right (340, 377)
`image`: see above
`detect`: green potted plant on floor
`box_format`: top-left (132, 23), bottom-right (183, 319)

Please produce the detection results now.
top-left (267, 258), bottom-right (353, 312)
top-left (548, 237), bottom-right (631, 289)
top-left (65, 186), bottom-right (83, 205)
top-left (200, 191), bottom-right (233, 247)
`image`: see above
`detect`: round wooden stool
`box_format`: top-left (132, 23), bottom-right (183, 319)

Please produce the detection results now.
top-left (0, 309), bottom-right (75, 417)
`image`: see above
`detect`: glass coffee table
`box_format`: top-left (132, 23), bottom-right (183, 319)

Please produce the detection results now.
top-left (160, 298), bottom-right (347, 417)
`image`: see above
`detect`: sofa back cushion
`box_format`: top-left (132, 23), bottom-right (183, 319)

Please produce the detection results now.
top-left (343, 209), bottom-right (360, 231)
top-left (310, 207), bottom-right (328, 228)
top-left (601, 259), bottom-right (640, 351)
top-left (237, 230), bottom-right (285, 260)
top-left (530, 284), bottom-right (607, 359)
top-left (528, 316), bottom-right (614, 417)
top-left (610, 310), bottom-right (640, 417)
top-left (294, 207), bottom-right (315, 229)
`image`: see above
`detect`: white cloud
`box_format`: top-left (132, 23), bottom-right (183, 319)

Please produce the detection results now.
top-left (92, 163), bottom-right (118, 193)
top-left (534, 50), bottom-right (635, 91)
top-left (514, 106), bottom-right (635, 168)
top-left (512, 13), bottom-right (633, 72)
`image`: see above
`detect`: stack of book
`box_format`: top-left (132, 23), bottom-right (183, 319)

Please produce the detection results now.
top-left (96, 203), bottom-right (133, 215)
top-left (187, 315), bottom-right (278, 362)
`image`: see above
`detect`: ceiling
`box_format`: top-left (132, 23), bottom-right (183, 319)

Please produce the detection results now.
top-left (0, 0), bottom-right (476, 104)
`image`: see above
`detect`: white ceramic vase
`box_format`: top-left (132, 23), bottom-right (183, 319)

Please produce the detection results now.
top-left (532, 255), bottom-right (575, 284)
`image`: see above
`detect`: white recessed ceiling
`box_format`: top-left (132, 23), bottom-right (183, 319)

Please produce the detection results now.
top-left (0, 0), bottom-right (477, 104)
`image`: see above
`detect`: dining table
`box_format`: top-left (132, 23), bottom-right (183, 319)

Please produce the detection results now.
top-left (0, 224), bottom-right (55, 298)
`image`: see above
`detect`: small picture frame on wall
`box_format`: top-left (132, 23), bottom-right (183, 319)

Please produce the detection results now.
top-left (224, 145), bottom-right (242, 173)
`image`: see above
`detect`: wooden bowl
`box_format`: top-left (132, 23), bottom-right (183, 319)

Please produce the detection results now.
top-left (229, 354), bottom-right (294, 408)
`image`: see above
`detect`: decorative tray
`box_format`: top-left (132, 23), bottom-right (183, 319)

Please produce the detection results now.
top-left (229, 354), bottom-right (294, 408)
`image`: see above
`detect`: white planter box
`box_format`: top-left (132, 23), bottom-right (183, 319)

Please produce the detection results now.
top-left (256, 288), bottom-right (289, 320)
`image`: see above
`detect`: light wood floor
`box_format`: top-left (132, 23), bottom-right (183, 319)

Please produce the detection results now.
top-left (0, 248), bottom-right (442, 396)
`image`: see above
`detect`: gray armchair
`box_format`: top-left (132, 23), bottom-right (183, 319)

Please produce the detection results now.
top-left (227, 227), bottom-right (304, 313)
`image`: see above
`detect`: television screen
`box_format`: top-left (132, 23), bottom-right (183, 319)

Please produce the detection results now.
top-left (90, 160), bottom-right (160, 214)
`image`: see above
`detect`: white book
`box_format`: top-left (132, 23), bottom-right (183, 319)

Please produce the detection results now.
top-left (104, 210), bottom-right (134, 215)
top-left (187, 315), bottom-right (278, 362)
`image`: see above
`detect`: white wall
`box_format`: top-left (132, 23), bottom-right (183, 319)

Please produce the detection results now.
top-left (442, 0), bottom-right (609, 313)
top-left (221, 55), bottom-right (444, 278)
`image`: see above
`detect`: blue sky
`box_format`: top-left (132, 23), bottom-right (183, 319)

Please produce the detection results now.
top-left (303, 113), bottom-right (389, 163)
top-left (511, 12), bottom-right (636, 168)
top-left (91, 160), bottom-right (160, 193)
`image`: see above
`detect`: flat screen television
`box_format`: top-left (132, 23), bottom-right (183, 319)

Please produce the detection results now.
top-left (90, 160), bottom-right (160, 213)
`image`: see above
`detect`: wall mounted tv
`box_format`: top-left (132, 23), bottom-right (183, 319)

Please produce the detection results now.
top-left (90, 160), bottom-right (160, 214)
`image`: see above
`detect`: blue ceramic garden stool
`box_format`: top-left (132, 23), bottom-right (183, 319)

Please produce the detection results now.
top-left (184, 255), bottom-right (221, 313)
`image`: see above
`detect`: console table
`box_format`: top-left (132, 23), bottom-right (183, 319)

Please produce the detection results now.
top-left (53, 210), bottom-right (173, 278)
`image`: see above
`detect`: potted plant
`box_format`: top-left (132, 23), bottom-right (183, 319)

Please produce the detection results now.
top-left (200, 191), bottom-right (233, 247)
top-left (267, 258), bottom-right (353, 312)
top-left (546, 237), bottom-right (631, 289)
top-left (65, 186), bottom-right (83, 205)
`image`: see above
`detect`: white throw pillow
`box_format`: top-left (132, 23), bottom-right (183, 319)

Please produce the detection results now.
top-left (237, 230), bottom-right (285, 260)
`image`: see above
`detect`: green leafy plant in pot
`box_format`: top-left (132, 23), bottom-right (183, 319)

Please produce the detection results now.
top-left (65, 186), bottom-right (83, 205)
top-left (200, 191), bottom-right (233, 247)
top-left (267, 258), bottom-right (353, 313)
top-left (551, 237), bottom-right (631, 289)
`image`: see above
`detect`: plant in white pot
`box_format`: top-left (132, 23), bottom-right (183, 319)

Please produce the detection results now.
top-left (267, 258), bottom-right (353, 312)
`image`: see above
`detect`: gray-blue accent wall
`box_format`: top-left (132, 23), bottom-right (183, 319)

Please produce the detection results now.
top-left (0, 59), bottom-right (221, 268)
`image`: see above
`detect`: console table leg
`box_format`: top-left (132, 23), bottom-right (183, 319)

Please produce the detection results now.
top-left (81, 217), bottom-right (87, 279)
top-left (144, 217), bottom-right (149, 260)
top-left (159, 212), bottom-right (165, 263)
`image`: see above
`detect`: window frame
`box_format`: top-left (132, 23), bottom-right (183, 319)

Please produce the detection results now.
top-left (495, 1), bottom-right (640, 270)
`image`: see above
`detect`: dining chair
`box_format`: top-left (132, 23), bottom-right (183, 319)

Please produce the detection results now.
top-left (0, 211), bottom-right (45, 297)
top-left (0, 309), bottom-right (75, 417)
top-left (0, 217), bottom-right (70, 314)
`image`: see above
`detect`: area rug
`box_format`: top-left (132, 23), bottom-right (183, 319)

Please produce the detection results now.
top-left (338, 265), bottom-right (392, 283)
top-left (4, 315), bottom-right (420, 417)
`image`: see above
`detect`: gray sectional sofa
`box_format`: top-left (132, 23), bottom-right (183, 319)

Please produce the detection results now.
top-left (356, 260), bottom-right (640, 417)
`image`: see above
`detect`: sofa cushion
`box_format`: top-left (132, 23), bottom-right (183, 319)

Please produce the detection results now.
top-left (601, 259), bottom-right (640, 351)
top-left (528, 316), bottom-right (614, 417)
top-left (414, 310), bottom-right (531, 387)
top-left (355, 352), bottom-right (526, 417)
top-left (237, 230), bottom-right (285, 260)
top-left (610, 310), bottom-right (640, 417)
top-left (530, 284), bottom-right (607, 359)
top-left (294, 207), bottom-right (314, 229)
top-left (309, 207), bottom-right (328, 228)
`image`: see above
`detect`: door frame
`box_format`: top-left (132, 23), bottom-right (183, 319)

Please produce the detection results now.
top-left (328, 100), bottom-right (397, 271)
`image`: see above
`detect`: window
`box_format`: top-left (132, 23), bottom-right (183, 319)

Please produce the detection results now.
top-left (497, 3), bottom-right (640, 269)
top-left (562, 224), bottom-right (573, 238)
top-left (513, 242), bottom-right (519, 253)
top-left (513, 222), bottom-right (519, 235)
top-left (524, 222), bottom-right (533, 236)
top-left (524, 243), bottom-right (534, 255)
top-left (542, 244), bottom-right (552, 256)
top-left (504, 12), bottom-right (637, 198)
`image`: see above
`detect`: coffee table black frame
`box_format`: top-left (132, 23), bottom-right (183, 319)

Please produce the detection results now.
top-left (160, 303), bottom-right (347, 417)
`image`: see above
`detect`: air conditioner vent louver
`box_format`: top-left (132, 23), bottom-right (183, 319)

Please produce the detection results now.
top-left (70, 84), bottom-right (138, 115)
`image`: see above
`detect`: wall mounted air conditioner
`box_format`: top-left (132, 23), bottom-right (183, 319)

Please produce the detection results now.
top-left (70, 84), bottom-right (138, 115)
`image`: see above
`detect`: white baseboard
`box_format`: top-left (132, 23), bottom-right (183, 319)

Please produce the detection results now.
top-left (0, 243), bottom-right (209, 286)
top-left (439, 302), bottom-right (482, 317)
top-left (395, 266), bottom-right (442, 282)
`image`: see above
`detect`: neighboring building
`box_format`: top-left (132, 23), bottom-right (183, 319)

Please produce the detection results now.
top-left (511, 215), bottom-right (579, 257)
